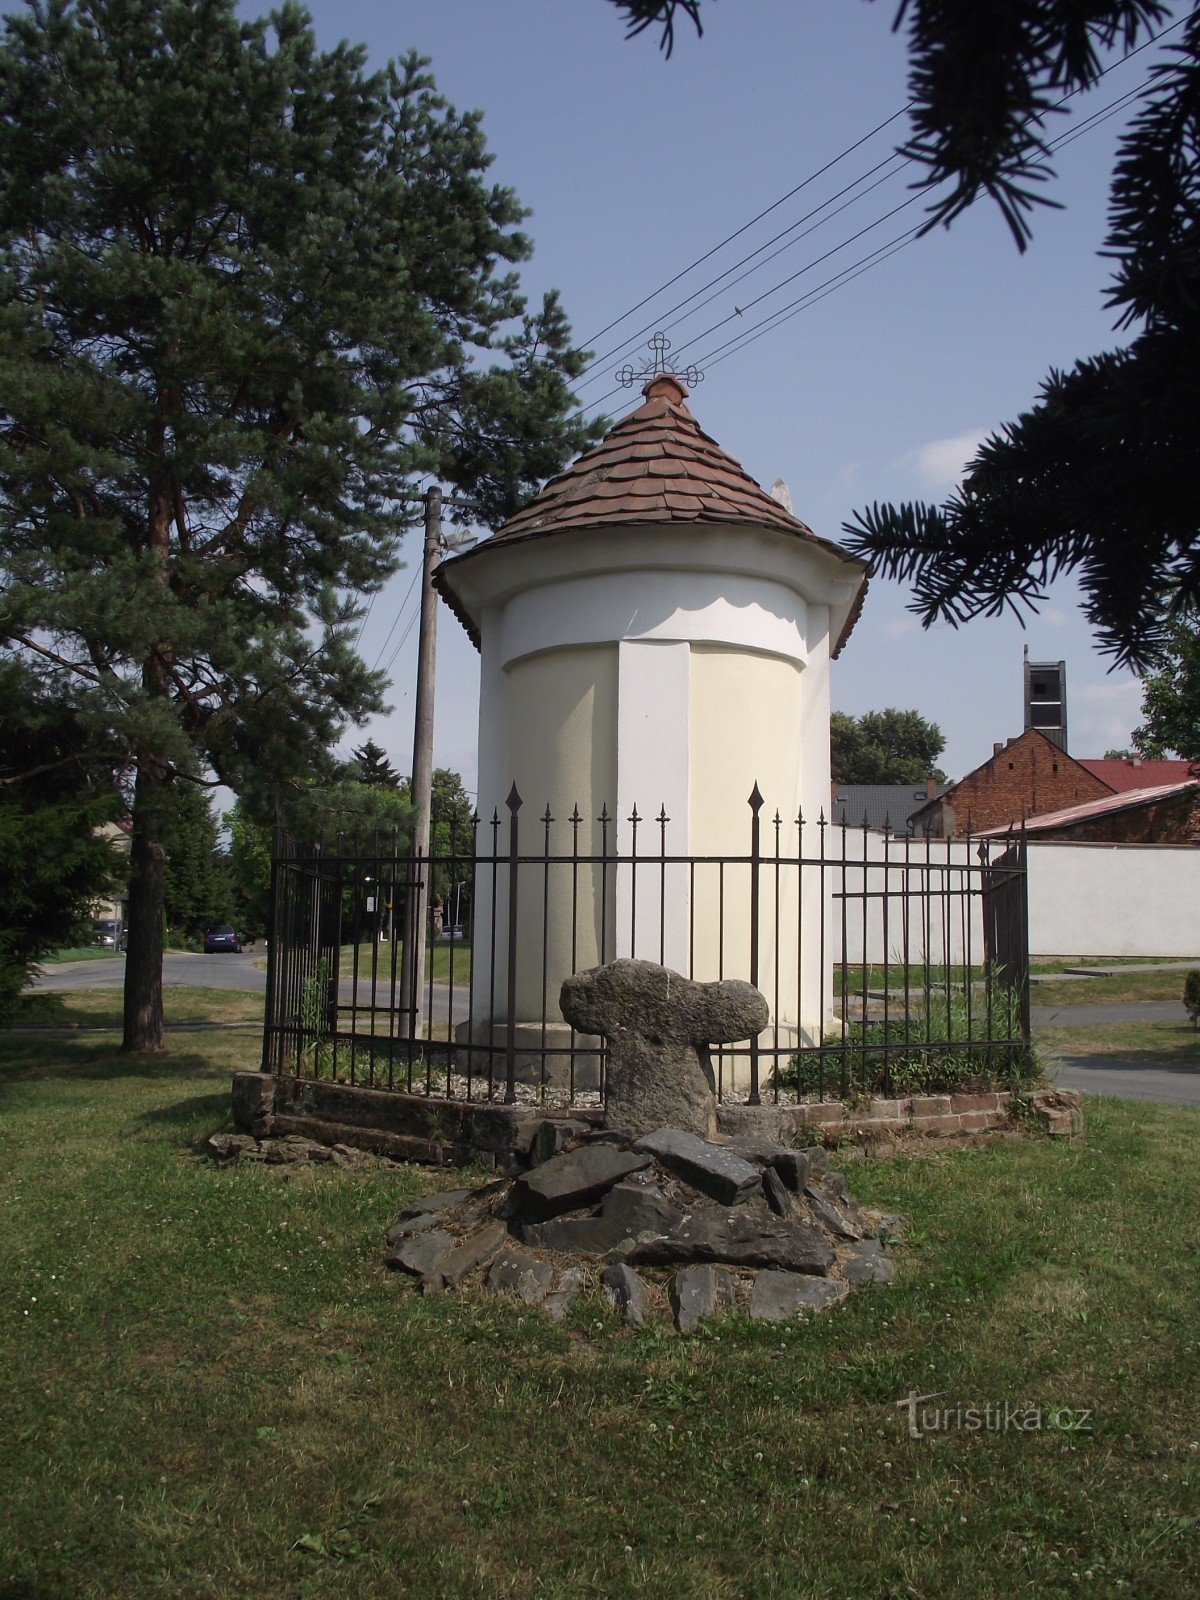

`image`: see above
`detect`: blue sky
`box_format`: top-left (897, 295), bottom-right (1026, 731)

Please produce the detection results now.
top-left (308, 0), bottom-right (1177, 794)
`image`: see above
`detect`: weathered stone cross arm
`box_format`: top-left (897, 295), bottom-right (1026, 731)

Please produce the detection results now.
top-left (560, 958), bottom-right (769, 1138)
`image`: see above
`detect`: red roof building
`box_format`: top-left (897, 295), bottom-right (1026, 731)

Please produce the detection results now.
top-left (981, 779), bottom-right (1200, 844)
top-left (909, 728), bottom-right (1114, 838)
top-left (1077, 756), bottom-right (1196, 791)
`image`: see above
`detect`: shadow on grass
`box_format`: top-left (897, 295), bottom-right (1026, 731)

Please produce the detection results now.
top-left (137, 1091), bottom-right (231, 1127)
top-left (0, 1037), bottom-right (224, 1086)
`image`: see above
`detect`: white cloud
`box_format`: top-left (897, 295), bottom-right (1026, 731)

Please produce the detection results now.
top-left (1074, 677), bottom-right (1143, 753)
top-left (882, 615), bottom-right (919, 640)
top-left (906, 429), bottom-right (990, 493)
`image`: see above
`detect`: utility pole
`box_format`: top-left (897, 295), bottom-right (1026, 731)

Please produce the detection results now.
top-left (400, 485), bottom-right (442, 1039)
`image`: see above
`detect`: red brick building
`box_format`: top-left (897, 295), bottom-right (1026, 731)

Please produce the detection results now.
top-left (995, 780), bottom-right (1200, 844)
top-left (909, 728), bottom-right (1114, 838)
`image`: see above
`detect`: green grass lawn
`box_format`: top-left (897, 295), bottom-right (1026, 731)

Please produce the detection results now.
top-left (837, 964), bottom-right (1199, 1009)
top-left (1031, 972), bottom-right (1198, 1008)
top-left (1038, 1016), bottom-right (1200, 1067)
top-left (337, 940), bottom-right (471, 986)
top-left (2, 1023), bottom-right (1199, 1597)
top-left (40, 945), bottom-right (123, 964)
top-left (11, 987), bottom-right (264, 1030)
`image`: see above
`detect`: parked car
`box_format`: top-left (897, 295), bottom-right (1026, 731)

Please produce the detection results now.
top-left (92, 918), bottom-right (125, 951)
top-left (203, 924), bottom-right (242, 954)
top-left (439, 925), bottom-right (467, 941)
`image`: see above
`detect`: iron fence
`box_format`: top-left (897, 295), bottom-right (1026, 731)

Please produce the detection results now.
top-left (262, 787), bottom-right (1033, 1106)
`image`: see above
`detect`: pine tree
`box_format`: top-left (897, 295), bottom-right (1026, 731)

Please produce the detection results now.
top-left (0, 0), bottom-right (595, 1049)
top-left (613, 2), bottom-right (1199, 665)
top-left (162, 780), bottom-right (232, 941)
top-left (353, 740), bottom-right (402, 789)
top-left (0, 664), bottom-right (123, 1017)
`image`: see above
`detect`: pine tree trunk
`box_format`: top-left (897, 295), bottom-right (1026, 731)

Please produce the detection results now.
top-left (123, 476), bottom-right (174, 1054)
top-left (122, 755), bottom-right (168, 1052)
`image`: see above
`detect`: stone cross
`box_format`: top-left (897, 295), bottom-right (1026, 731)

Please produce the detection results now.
top-left (559, 958), bottom-right (769, 1138)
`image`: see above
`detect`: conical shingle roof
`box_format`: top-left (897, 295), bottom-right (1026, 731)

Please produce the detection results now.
top-left (435, 371), bottom-right (868, 656)
top-left (488, 373), bottom-right (850, 556)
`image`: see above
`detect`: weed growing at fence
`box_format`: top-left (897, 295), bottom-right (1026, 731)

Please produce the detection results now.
top-left (775, 985), bottom-right (1044, 1101)
top-left (299, 956), bottom-right (332, 1076)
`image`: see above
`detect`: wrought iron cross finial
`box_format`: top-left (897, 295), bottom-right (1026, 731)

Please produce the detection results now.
top-left (616, 331), bottom-right (704, 391)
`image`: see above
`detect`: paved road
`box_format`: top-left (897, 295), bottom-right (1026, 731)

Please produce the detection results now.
top-left (32, 951), bottom-right (266, 992)
top-left (1032, 998), bottom-right (1199, 1106)
top-left (1053, 1056), bottom-right (1200, 1107)
top-left (1032, 1000), bottom-right (1189, 1027)
top-left (29, 951), bottom-right (470, 1025)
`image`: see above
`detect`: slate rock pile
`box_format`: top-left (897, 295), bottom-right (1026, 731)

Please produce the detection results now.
top-left (384, 1124), bottom-right (904, 1331)
top-left (205, 1131), bottom-right (366, 1167)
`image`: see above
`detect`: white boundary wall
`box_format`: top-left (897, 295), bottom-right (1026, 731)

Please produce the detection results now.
top-left (828, 828), bottom-right (983, 968)
top-left (831, 831), bottom-right (1200, 963)
top-left (1026, 841), bottom-right (1200, 958)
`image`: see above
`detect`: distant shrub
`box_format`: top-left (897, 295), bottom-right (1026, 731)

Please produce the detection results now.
top-left (1185, 971), bottom-right (1200, 1031)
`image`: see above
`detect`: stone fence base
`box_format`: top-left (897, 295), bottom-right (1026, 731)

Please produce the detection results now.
top-left (230, 1073), bottom-right (1082, 1167)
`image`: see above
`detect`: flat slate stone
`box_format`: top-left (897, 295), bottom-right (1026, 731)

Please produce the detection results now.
top-left (521, 1213), bottom-right (630, 1255)
top-left (805, 1183), bottom-right (863, 1241)
top-left (511, 1145), bottom-right (651, 1223)
top-left (440, 1221), bottom-right (509, 1287)
top-left (385, 1209), bottom-right (447, 1248)
top-left (544, 1267), bottom-right (586, 1323)
top-left (625, 1210), bottom-right (835, 1274)
top-left (601, 1181), bottom-right (684, 1233)
top-left (530, 1118), bottom-right (593, 1167)
top-left (843, 1241), bottom-right (895, 1287)
top-left (523, 1182), bottom-right (683, 1256)
top-left (870, 1212), bottom-right (909, 1243)
top-left (601, 1263), bottom-right (649, 1327)
top-left (669, 1265), bottom-right (735, 1333)
top-left (762, 1166), bottom-right (798, 1219)
top-left (386, 1228), bottom-right (455, 1277)
top-left (821, 1170), bottom-right (862, 1219)
top-left (205, 1132), bottom-right (260, 1161)
top-left (769, 1150), bottom-right (813, 1194)
top-left (395, 1190), bottom-right (472, 1222)
top-left (749, 1271), bottom-right (849, 1321)
top-left (485, 1248), bottom-right (555, 1304)
top-left (722, 1140), bottom-right (789, 1169)
top-left (632, 1128), bottom-right (761, 1205)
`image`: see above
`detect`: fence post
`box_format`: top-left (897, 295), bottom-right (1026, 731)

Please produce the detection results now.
top-left (505, 784), bottom-right (522, 1104)
top-left (748, 783), bottom-right (763, 1105)
top-left (1015, 827), bottom-right (1031, 1040)
top-left (261, 826), bottom-right (283, 1073)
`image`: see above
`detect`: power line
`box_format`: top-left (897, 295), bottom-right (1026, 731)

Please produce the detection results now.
top-left (369, 565), bottom-right (421, 672)
top-left (571, 16), bottom-right (1185, 412)
top-left (352, 588), bottom-right (377, 649)
top-left (661, 74), bottom-right (1169, 389)
top-left (572, 149), bottom-right (910, 393)
top-left (581, 103), bottom-right (914, 349)
top-left (380, 597), bottom-right (422, 679)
